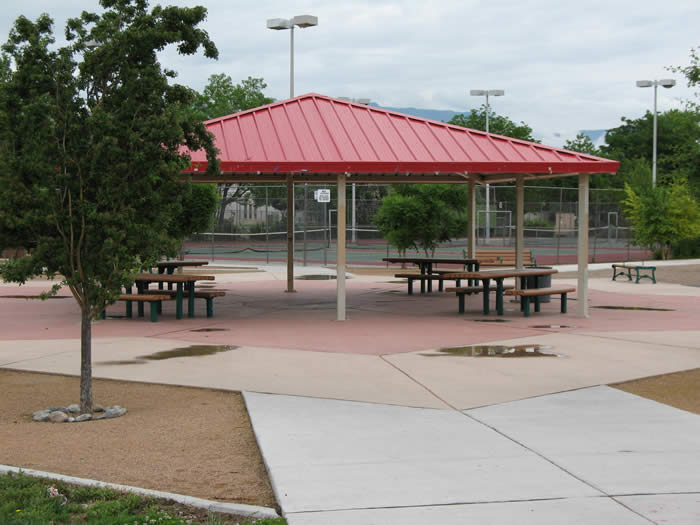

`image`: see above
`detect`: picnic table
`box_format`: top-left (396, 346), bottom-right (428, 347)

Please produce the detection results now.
top-left (132, 273), bottom-right (215, 319)
top-left (155, 260), bottom-right (209, 274)
top-left (442, 267), bottom-right (558, 315)
top-left (383, 257), bottom-right (480, 292)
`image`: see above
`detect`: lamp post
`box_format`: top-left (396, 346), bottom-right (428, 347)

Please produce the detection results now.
top-left (470, 89), bottom-right (504, 242)
top-left (635, 79), bottom-right (675, 186)
top-left (266, 15), bottom-right (318, 98)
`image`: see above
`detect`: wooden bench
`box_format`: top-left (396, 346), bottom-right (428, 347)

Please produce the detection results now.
top-left (143, 289), bottom-right (226, 317)
top-left (446, 285), bottom-right (515, 314)
top-left (114, 294), bottom-right (172, 322)
top-left (612, 264), bottom-right (656, 284)
top-left (394, 273), bottom-right (449, 294)
top-left (463, 249), bottom-right (536, 267)
top-left (505, 287), bottom-right (575, 317)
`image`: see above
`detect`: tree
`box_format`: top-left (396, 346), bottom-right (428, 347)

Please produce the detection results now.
top-left (191, 74), bottom-right (274, 121)
top-left (375, 185), bottom-right (467, 256)
top-left (668, 47), bottom-right (699, 112)
top-left (187, 74), bottom-right (274, 230)
top-left (563, 133), bottom-right (600, 156)
top-left (602, 109), bottom-right (700, 194)
top-left (623, 177), bottom-right (700, 259)
top-left (0, 1), bottom-right (219, 412)
top-left (448, 105), bottom-right (537, 142)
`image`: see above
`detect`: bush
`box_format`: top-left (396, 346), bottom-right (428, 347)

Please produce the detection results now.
top-left (672, 237), bottom-right (700, 258)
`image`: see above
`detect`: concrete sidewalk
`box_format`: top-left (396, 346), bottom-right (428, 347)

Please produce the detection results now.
top-left (246, 387), bottom-right (700, 524)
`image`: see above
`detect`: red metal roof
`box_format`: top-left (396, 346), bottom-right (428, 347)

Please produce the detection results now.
top-left (184, 93), bottom-right (618, 177)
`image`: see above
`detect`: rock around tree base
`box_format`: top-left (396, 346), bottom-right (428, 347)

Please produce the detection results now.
top-left (32, 403), bottom-right (127, 423)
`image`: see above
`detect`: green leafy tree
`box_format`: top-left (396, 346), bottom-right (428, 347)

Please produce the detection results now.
top-left (602, 109), bottom-right (700, 194)
top-left (187, 74), bottom-right (274, 230)
top-left (0, 1), bottom-right (219, 412)
top-left (448, 105), bottom-right (537, 142)
top-left (375, 185), bottom-right (467, 256)
top-left (623, 177), bottom-right (700, 259)
top-left (563, 133), bottom-right (600, 156)
top-left (668, 47), bottom-right (699, 112)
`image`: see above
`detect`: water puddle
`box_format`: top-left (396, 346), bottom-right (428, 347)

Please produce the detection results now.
top-left (297, 275), bottom-right (340, 280)
top-left (142, 345), bottom-right (238, 360)
top-left (189, 328), bottom-right (230, 332)
top-left (98, 344), bottom-right (238, 365)
top-left (531, 325), bottom-right (575, 329)
top-left (592, 306), bottom-right (674, 311)
top-left (422, 344), bottom-right (563, 358)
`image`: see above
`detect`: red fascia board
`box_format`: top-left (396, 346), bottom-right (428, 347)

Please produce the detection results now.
top-left (184, 159), bottom-right (620, 175)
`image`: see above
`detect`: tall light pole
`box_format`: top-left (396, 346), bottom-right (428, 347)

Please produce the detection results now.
top-left (266, 15), bottom-right (318, 98)
top-left (470, 89), bottom-right (504, 243)
top-left (267, 15), bottom-right (318, 291)
top-left (635, 79), bottom-right (675, 187)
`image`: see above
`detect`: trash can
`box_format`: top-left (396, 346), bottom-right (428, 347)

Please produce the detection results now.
top-left (527, 267), bottom-right (552, 302)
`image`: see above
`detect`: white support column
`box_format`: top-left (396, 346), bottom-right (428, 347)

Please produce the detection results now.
top-left (467, 180), bottom-right (476, 258)
top-left (515, 175), bottom-right (525, 269)
top-left (577, 174), bottom-right (590, 317)
top-left (336, 174), bottom-right (347, 321)
top-left (286, 175), bottom-right (295, 293)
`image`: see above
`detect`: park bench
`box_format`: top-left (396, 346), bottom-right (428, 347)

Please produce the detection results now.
top-left (612, 263), bottom-right (656, 284)
top-left (394, 273), bottom-right (451, 294)
top-left (446, 285), bottom-right (515, 314)
top-left (115, 294), bottom-right (172, 322)
top-left (143, 289), bottom-right (226, 317)
top-left (505, 287), bottom-right (575, 317)
top-left (462, 249), bottom-right (536, 267)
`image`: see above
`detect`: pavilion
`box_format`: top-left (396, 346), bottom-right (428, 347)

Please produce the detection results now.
top-left (183, 93), bottom-right (620, 320)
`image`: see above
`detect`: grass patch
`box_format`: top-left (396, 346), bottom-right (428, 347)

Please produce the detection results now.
top-left (1, 472), bottom-right (286, 525)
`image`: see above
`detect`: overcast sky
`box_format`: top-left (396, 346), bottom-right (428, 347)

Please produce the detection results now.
top-left (1, 0), bottom-right (697, 146)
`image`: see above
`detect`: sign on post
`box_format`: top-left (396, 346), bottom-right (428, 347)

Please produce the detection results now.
top-left (314, 189), bottom-right (331, 203)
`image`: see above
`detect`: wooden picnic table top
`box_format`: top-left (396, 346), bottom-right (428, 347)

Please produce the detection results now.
top-left (442, 267), bottom-right (558, 280)
top-left (156, 260), bottom-right (209, 268)
top-left (135, 273), bottom-right (215, 283)
top-left (382, 257), bottom-right (479, 265)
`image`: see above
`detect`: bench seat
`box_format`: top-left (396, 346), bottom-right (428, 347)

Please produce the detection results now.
top-left (446, 284), bottom-right (515, 314)
top-left (142, 289), bottom-right (226, 317)
top-left (116, 294), bottom-right (172, 322)
top-left (394, 273), bottom-right (460, 294)
top-left (505, 287), bottom-right (575, 317)
top-left (612, 264), bottom-right (656, 284)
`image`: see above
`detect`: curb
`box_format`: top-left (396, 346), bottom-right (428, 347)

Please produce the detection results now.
top-left (0, 465), bottom-right (279, 520)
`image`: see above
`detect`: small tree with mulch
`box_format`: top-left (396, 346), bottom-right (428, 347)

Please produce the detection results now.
top-left (0, 0), bottom-right (220, 412)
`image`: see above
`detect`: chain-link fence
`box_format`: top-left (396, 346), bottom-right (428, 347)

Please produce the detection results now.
top-left (184, 183), bottom-right (650, 266)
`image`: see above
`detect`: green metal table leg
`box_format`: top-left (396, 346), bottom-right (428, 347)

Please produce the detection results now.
top-left (523, 296), bottom-right (531, 317)
top-left (458, 293), bottom-right (465, 314)
top-left (561, 293), bottom-right (568, 313)
top-left (534, 295), bottom-right (541, 313)
top-left (482, 278), bottom-right (490, 315)
top-left (176, 283), bottom-right (183, 320)
top-left (206, 298), bottom-right (214, 318)
top-left (187, 282), bottom-right (195, 318)
top-left (496, 279), bottom-right (504, 316)
top-left (150, 301), bottom-right (159, 322)
top-left (125, 301), bottom-right (132, 318)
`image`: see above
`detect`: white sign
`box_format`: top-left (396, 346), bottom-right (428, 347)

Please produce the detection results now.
top-left (314, 189), bottom-right (331, 203)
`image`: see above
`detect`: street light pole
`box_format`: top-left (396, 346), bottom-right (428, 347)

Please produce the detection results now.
top-left (635, 79), bottom-right (675, 186)
top-left (266, 15), bottom-right (318, 98)
top-left (469, 89), bottom-right (504, 243)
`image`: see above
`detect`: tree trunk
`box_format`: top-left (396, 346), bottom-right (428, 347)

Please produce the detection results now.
top-left (80, 308), bottom-right (93, 412)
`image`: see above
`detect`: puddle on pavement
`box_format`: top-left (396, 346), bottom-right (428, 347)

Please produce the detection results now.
top-left (142, 345), bottom-right (238, 360)
top-left (471, 319), bottom-right (511, 323)
top-left (0, 295), bottom-right (71, 299)
top-left (531, 325), bottom-right (575, 329)
top-left (384, 280), bottom-right (410, 284)
top-left (98, 344), bottom-right (238, 365)
top-left (592, 305), bottom-right (674, 311)
top-left (189, 328), bottom-right (230, 332)
top-left (423, 344), bottom-right (563, 358)
top-left (297, 274), bottom-right (345, 280)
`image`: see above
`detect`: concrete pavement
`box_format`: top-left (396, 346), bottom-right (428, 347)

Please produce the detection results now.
top-left (1, 259), bottom-right (699, 523)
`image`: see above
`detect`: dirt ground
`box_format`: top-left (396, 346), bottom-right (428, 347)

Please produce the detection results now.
top-left (1, 261), bottom-right (698, 508)
top-left (0, 370), bottom-right (277, 509)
